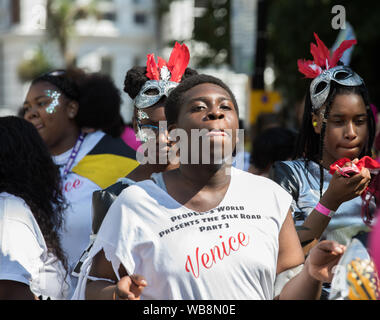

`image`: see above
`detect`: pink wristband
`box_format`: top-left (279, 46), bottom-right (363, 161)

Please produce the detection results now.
top-left (315, 202), bottom-right (335, 218)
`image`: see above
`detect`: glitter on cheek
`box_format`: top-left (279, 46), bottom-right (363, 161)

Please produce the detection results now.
top-left (44, 90), bottom-right (61, 114)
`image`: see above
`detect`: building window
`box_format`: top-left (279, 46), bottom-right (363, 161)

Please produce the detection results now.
top-left (98, 0), bottom-right (117, 21)
top-left (134, 12), bottom-right (147, 24)
top-left (101, 56), bottom-right (113, 76)
top-left (11, 0), bottom-right (20, 24)
top-left (101, 11), bottom-right (117, 21)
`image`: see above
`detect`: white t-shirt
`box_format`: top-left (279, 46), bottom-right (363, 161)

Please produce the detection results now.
top-left (53, 131), bottom-right (105, 289)
top-left (72, 167), bottom-right (292, 300)
top-left (0, 193), bottom-right (71, 299)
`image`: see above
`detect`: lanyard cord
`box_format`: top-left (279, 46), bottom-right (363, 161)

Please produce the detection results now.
top-left (62, 132), bottom-right (87, 180)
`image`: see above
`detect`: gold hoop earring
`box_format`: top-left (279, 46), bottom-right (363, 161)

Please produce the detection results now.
top-left (312, 121), bottom-right (318, 127)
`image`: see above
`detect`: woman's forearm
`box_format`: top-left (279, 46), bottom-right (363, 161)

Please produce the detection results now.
top-left (297, 192), bottom-right (341, 253)
top-left (297, 209), bottom-right (331, 244)
top-left (278, 264), bottom-right (322, 300)
top-left (85, 280), bottom-right (116, 300)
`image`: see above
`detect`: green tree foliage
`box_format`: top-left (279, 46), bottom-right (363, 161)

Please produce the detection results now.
top-left (46, 0), bottom-right (99, 67)
top-left (17, 47), bottom-right (53, 82)
top-left (160, 0), bottom-right (231, 68)
top-left (193, 0), bottom-right (231, 67)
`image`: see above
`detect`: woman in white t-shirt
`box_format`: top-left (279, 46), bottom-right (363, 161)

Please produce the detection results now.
top-left (73, 74), bottom-right (347, 300)
top-left (22, 69), bottom-right (139, 294)
top-left (0, 117), bottom-right (70, 299)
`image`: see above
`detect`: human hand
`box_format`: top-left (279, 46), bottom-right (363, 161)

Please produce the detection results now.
top-left (305, 240), bottom-right (345, 283)
top-left (113, 274), bottom-right (147, 300)
top-left (323, 161), bottom-right (371, 210)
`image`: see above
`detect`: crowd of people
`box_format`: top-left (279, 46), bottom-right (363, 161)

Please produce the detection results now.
top-left (0, 35), bottom-right (380, 300)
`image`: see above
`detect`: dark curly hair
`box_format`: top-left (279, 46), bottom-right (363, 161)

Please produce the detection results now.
top-left (164, 74), bottom-right (239, 126)
top-left (32, 69), bottom-right (124, 137)
top-left (0, 116), bottom-right (68, 271)
top-left (123, 66), bottom-right (198, 100)
top-left (75, 72), bottom-right (124, 137)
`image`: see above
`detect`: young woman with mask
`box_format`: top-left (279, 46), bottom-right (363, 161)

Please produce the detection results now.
top-left (271, 33), bottom-right (376, 253)
top-left (72, 42), bottom-right (197, 280)
top-left (270, 33), bottom-right (376, 298)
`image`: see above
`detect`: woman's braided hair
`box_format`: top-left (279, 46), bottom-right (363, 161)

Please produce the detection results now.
top-left (295, 81), bottom-right (376, 198)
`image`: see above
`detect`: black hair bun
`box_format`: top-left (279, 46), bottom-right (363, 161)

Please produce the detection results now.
top-left (123, 66), bottom-right (149, 99)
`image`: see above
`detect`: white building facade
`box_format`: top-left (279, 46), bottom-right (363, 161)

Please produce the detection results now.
top-left (0, 0), bottom-right (158, 121)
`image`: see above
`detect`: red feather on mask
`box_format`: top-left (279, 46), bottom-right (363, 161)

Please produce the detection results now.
top-left (146, 53), bottom-right (160, 80)
top-left (145, 42), bottom-right (190, 83)
top-left (297, 59), bottom-right (322, 78)
top-left (297, 32), bottom-right (357, 79)
top-left (330, 39), bottom-right (357, 68)
top-left (157, 56), bottom-right (167, 70)
top-left (167, 42), bottom-right (190, 83)
top-left (310, 32), bottom-right (331, 69)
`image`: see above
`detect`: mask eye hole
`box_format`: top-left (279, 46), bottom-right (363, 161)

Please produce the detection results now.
top-left (334, 71), bottom-right (351, 80)
top-left (143, 88), bottom-right (160, 96)
top-left (315, 81), bottom-right (328, 94)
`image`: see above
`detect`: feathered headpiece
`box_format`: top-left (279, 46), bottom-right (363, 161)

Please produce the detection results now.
top-left (297, 32), bottom-right (357, 79)
top-left (146, 42), bottom-right (190, 82)
top-left (134, 42), bottom-right (191, 111)
top-left (297, 33), bottom-right (363, 111)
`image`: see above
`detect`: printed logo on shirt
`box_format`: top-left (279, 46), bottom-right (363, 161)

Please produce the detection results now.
top-left (185, 232), bottom-right (250, 278)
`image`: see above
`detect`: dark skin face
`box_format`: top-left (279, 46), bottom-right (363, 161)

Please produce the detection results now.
top-left (163, 83), bottom-right (240, 212)
top-left (133, 99), bottom-right (171, 162)
top-left (312, 93), bottom-right (369, 168)
top-left (132, 100), bottom-right (166, 133)
top-left (172, 83), bottom-right (239, 166)
top-left (23, 81), bottom-right (80, 156)
top-left (127, 98), bottom-right (178, 181)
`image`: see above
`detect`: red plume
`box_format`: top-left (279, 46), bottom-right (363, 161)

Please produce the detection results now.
top-left (297, 59), bottom-right (322, 78)
top-left (297, 32), bottom-right (357, 79)
top-left (145, 42), bottom-right (190, 82)
top-left (146, 53), bottom-right (160, 80)
top-left (310, 32), bottom-right (331, 69)
top-left (167, 42), bottom-right (190, 82)
top-left (330, 39), bottom-right (357, 68)
top-left (157, 56), bottom-right (167, 70)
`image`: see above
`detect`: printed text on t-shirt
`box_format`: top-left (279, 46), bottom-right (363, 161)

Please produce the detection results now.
top-left (158, 205), bottom-right (261, 238)
top-left (185, 232), bottom-right (250, 278)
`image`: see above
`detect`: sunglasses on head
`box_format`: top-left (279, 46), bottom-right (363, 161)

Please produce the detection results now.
top-left (41, 70), bottom-right (66, 77)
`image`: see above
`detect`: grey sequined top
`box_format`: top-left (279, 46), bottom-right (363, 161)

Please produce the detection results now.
top-left (270, 159), bottom-right (373, 246)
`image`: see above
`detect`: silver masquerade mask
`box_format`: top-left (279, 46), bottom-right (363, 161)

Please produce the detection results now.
top-left (134, 79), bottom-right (179, 109)
top-left (310, 65), bottom-right (364, 112)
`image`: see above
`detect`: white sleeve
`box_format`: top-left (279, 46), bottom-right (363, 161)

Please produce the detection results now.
top-left (71, 189), bottom-right (143, 300)
top-left (0, 217), bottom-right (43, 286)
top-left (270, 179), bottom-right (294, 228)
top-left (94, 192), bottom-right (141, 277)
